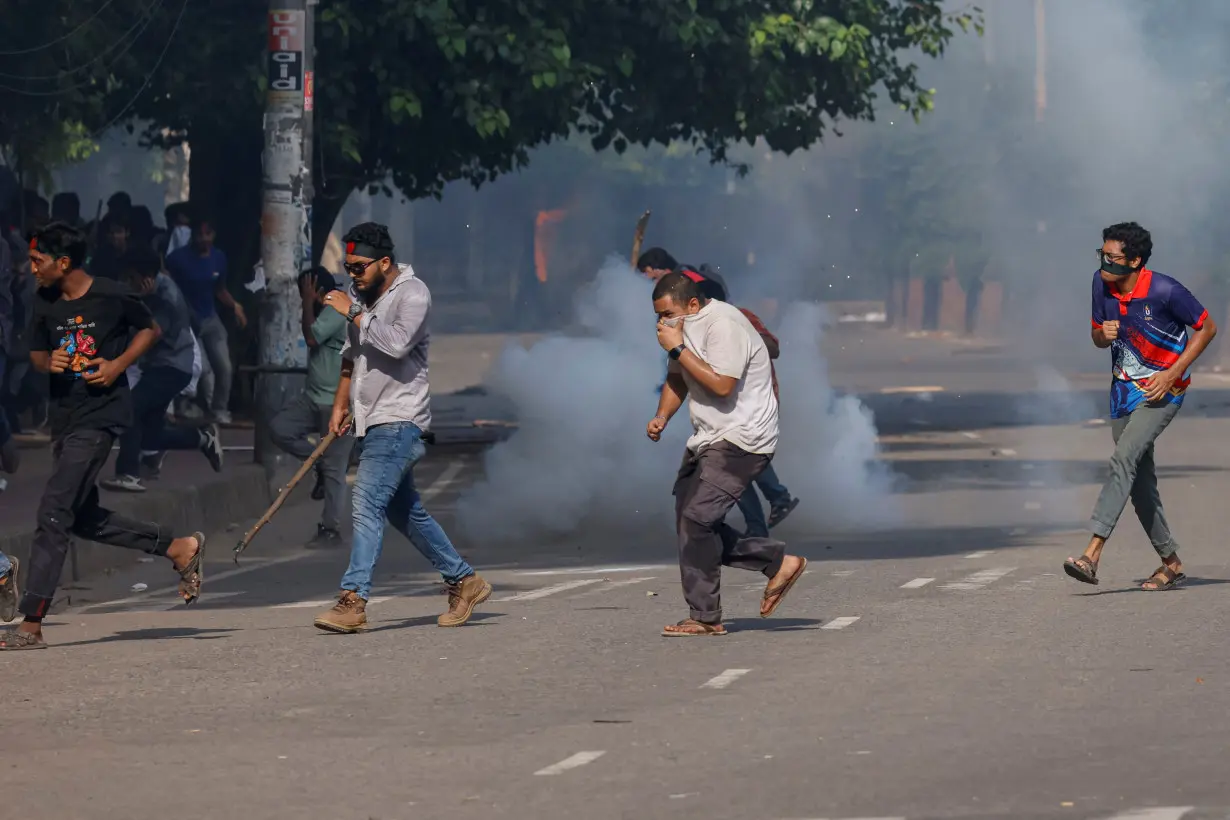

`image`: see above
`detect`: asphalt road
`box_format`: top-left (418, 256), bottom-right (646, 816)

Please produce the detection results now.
top-left (7, 334), bottom-right (1230, 820)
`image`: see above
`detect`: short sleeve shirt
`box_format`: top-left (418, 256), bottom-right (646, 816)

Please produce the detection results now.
top-left (1091, 268), bottom-right (1208, 418)
top-left (30, 277), bottom-right (156, 438)
top-left (668, 299), bottom-right (779, 454)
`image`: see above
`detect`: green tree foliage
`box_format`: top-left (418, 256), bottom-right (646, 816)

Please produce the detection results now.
top-left (3, 0), bottom-right (980, 263)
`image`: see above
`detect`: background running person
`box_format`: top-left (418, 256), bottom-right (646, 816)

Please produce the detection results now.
top-left (269, 266), bottom-right (354, 548)
top-left (1064, 222), bottom-right (1217, 591)
top-left (312, 222), bottom-right (491, 634)
top-left (647, 271), bottom-right (807, 637)
top-left (1, 222), bottom-right (205, 650)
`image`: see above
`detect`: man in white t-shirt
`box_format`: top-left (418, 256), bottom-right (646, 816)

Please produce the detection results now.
top-left (646, 272), bottom-right (808, 637)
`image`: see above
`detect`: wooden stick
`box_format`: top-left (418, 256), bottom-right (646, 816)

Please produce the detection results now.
top-left (233, 412), bottom-right (352, 562)
top-left (630, 209), bottom-right (652, 267)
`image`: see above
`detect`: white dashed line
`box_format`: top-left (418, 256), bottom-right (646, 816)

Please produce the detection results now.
top-left (273, 596), bottom-right (392, 609)
top-left (821, 616), bottom-right (861, 630)
top-left (831, 570), bottom-right (855, 577)
top-left (1104, 809), bottom-right (1194, 820)
top-left (421, 460), bottom-right (465, 501)
top-left (900, 578), bottom-right (935, 589)
top-left (495, 579), bottom-right (604, 601)
top-left (71, 554), bottom-right (309, 614)
top-left (515, 565), bottom-right (664, 576)
top-left (533, 751), bottom-right (606, 776)
top-left (700, 669), bottom-right (751, 689)
top-left (964, 551), bottom-right (991, 559)
top-left (942, 568), bottom-right (1016, 591)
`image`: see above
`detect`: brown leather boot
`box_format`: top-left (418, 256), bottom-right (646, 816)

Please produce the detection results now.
top-left (438, 574), bottom-right (492, 627)
top-left (313, 590), bottom-right (368, 633)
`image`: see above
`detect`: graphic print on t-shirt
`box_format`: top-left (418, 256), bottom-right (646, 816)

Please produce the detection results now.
top-left (58, 316), bottom-right (99, 378)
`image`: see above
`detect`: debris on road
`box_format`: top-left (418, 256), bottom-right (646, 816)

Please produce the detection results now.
top-left (130, 582), bottom-right (148, 592)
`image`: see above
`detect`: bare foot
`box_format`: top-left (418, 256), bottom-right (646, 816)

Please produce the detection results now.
top-left (761, 555), bottom-right (807, 617)
top-left (166, 533), bottom-right (204, 602)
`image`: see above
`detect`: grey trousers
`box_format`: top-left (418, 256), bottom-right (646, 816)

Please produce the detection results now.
top-left (673, 441), bottom-right (786, 624)
top-left (269, 394), bottom-right (354, 531)
top-left (1088, 401), bottom-right (1181, 557)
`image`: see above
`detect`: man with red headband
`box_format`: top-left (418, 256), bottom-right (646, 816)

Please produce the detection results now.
top-left (1, 222), bottom-right (206, 650)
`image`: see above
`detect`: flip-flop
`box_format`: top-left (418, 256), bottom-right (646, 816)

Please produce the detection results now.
top-left (0, 629), bottom-right (47, 650)
top-left (1063, 556), bottom-right (1099, 585)
top-left (761, 557), bottom-right (808, 618)
top-left (661, 619), bottom-right (728, 637)
top-left (177, 532), bottom-right (207, 605)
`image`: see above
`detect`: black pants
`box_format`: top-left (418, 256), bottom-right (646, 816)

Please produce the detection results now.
top-left (673, 441), bottom-right (786, 624)
top-left (21, 428), bottom-right (173, 618)
top-left (113, 366), bottom-right (198, 477)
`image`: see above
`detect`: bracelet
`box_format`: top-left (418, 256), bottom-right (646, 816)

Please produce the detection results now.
top-left (653, 415), bottom-right (667, 422)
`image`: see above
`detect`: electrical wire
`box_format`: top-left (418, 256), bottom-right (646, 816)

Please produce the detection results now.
top-left (87, 0), bottom-right (189, 139)
top-left (0, 0), bottom-right (166, 83)
top-left (0, 0), bottom-right (123, 56)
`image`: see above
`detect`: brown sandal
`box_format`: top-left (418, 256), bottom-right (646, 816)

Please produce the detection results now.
top-left (662, 619), bottom-right (728, 637)
top-left (176, 532), bottom-right (207, 605)
top-left (1141, 565), bottom-right (1184, 591)
top-left (761, 557), bottom-right (808, 618)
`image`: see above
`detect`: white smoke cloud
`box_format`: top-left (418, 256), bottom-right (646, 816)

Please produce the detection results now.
top-left (456, 255), bottom-right (896, 544)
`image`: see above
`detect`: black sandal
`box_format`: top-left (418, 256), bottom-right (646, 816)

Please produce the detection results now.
top-left (176, 532), bottom-right (207, 605)
top-left (1063, 555), bottom-right (1099, 585)
top-left (1141, 565), bottom-right (1184, 591)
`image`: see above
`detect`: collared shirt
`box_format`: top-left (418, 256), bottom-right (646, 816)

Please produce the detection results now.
top-left (1091, 268), bottom-right (1208, 418)
top-left (340, 264), bottom-right (433, 436)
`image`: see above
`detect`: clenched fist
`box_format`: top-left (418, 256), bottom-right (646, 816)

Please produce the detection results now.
top-left (1102, 320), bottom-right (1120, 341)
top-left (646, 415), bottom-right (667, 442)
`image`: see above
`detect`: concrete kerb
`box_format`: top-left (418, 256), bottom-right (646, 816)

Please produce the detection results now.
top-left (0, 465), bottom-right (278, 595)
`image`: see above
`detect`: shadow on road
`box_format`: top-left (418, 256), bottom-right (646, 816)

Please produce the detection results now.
top-left (55, 627), bottom-right (239, 647)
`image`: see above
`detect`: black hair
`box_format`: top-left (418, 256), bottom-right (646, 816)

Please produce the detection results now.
top-left (126, 245), bottom-right (162, 279)
top-left (652, 270), bottom-right (705, 305)
top-left (107, 191), bottom-right (132, 211)
top-left (1103, 222), bottom-right (1152, 267)
top-left (51, 192), bottom-right (80, 221)
top-left (30, 221), bottom-right (88, 268)
top-left (637, 247), bottom-right (677, 272)
top-left (298, 265), bottom-right (337, 293)
top-left (342, 221), bottom-right (396, 263)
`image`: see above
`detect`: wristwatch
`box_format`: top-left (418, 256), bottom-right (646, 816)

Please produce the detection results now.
top-left (346, 302), bottom-right (363, 323)
top-left (668, 344), bottom-right (685, 361)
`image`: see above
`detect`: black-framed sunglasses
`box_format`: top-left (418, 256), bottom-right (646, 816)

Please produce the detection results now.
top-left (344, 259), bottom-right (377, 277)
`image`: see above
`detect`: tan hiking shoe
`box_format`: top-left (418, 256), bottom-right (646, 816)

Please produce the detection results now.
top-left (313, 590), bottom-right (368, 633)
top-left (438, 574), bottom-right (492, 627)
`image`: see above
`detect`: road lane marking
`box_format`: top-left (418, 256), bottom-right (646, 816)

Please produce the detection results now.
top-left (878, 385), bottom-right (944, 394)
top-left (273, 596), bottom-right (392, 609)
top-left (422, 460), bottom-right (465, 501)
top-left (71, 554), bottom-right (309, 614)
top-left (533, 751), bottom-right (606, 776)
top-left (942, 567), bottom-right (1016, 591)
top-left (700, 669), bottom-right (751, 689)
top-left (964, 551), bottom-right (991, 559)
top-left (515, 565), bottom-right (664, 576)
top-left (821, 616), bottom-right (861, 630)
top-left (831, 570), bottom-right (855, 577)
top-left (495, 579), bottom-right (604, 601)
top-left (1105, 810), bottom-right (1194, 820)
top-left (900, 578), bottom-right (935, 589)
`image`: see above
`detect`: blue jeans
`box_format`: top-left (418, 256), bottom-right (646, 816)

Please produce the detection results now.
top-left (734, 464), bottom-right (792, 538)
top-left (754, 464), bottom-right (792, 508)
top-left (340, 421), bottom-right (472, 599)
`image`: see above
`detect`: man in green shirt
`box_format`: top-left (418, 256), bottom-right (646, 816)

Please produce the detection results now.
top-left (270, 267), bottom-right (355, 546)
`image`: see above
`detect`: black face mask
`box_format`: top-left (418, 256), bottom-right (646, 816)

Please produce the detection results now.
top-left (1098, 250), bottom-right (1138, 277)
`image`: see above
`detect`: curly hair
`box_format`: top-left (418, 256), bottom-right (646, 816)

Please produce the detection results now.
top-left (342, 221), bottom-right (396, 262)
top-left (1103, 221), bottom-right (1152, 267)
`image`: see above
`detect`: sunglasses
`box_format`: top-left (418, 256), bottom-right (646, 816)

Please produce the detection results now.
top-left (344, 259), bottom-right (379, 277)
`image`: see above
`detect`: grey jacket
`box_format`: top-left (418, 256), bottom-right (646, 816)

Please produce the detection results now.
top-left (341, 263), bottom-right (432, 437)
top-left (142, 273), bottom-right (196, 374)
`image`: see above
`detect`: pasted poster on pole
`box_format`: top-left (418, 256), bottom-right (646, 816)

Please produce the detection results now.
top-left (267, 10), bottom-right (305, 102)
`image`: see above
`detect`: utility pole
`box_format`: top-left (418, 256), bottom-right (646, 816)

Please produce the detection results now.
top-left (257, 0), bottom-right (314, 465)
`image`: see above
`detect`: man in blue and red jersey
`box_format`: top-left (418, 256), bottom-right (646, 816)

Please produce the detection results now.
top-left (1064, 222), bottom-right (1217, 591)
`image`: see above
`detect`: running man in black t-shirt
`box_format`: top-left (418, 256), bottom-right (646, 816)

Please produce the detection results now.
top-left (0, 223), bottom-right (208, 650)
